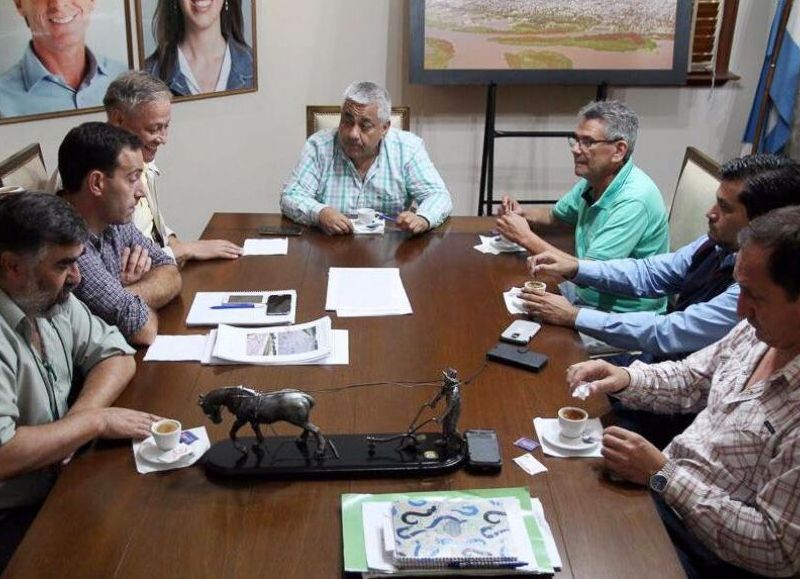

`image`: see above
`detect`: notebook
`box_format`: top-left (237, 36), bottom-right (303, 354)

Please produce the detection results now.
top-left (389, 498), bottom-right (522, 569)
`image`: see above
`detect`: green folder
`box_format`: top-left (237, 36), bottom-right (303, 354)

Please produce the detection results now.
top-left (341, 486), bottom-right (553, 574)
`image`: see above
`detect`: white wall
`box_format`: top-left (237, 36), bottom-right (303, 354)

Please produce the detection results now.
top-left (0, 0), bottom-right (773, 239)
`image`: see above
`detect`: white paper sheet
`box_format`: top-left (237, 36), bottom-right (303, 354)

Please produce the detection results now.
top-left (143, 334), bottom-right (209, 361)
top-left (513, 453), bottom-right (548, 476)
top-left (325, 268), bottom-right (412, 317)
top-left (185, 290), bottom-right (297, 327)
top-left (530, 498), bottom-right (562, 570)
top-left (212, 317), bottom-right (332, 364)
top-left (242, 238), bottom-right (289, 255)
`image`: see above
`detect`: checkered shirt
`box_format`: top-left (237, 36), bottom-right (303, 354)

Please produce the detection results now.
top-left (280, 128), bottom-right (453, 228)
top-left (617, 320), bottom-right (800, 576)
top-left (74, 223), bottom-right (176, 338)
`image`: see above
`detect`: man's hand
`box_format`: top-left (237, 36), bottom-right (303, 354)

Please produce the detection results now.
top-left (120, 245), bottom-right (152, 286)
top-left (318, 207), bottom-right (354, 235)
top-left (498, 195), bottom-right (523, 216)
top-left (183, 240), bottom-right (243, 261)
top-left (565, 360), bottom-right (631, 397)
top-left (396, 212), bottom-right (429, 234)
top-left (601, 426), bottom-right (667, 485)
top-left (98, 408), bottom-right (160, 440)
top-left (528, 251), bottom-right (579, 280)
top-left (519, 291), bottom-right (579, 327)
top-left (495, 212), bottom-right (535, 246)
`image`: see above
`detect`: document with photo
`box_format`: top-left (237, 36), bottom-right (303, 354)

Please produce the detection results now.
top-left (212, 316), bottom-right (332, 364)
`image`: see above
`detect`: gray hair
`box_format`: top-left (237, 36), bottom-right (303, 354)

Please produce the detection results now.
top-left (342, 81), bottom-right (391, 123)
top-left (578, 100), bottom-right (639, 160)
top-left (103, 71), bottom-right (172, 116)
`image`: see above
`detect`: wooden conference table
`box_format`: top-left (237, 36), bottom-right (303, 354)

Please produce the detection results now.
top-left (6, 215), bottom-right (684, 579)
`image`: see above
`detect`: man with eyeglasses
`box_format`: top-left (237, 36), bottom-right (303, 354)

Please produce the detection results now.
top-left (497, 100), bottom-right (669, 315)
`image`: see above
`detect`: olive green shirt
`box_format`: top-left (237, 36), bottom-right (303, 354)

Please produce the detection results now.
top-left (0, 290), bottom-right (134, 510)
top-left (553, 160), bottom-right (669, 313)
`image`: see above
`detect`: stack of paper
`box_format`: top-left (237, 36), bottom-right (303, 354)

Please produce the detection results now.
top-left (325, 268), bottom-right (412, 317)
top-left (342, 487), bottom-right (561, 577)
top-left (144, 317), bottom-right (349, 365)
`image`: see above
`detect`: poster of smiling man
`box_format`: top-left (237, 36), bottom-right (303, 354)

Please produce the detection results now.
top-left (135, 0), bottom-right (257, 100)
top-left (0, 1), bottom-right (133, 124)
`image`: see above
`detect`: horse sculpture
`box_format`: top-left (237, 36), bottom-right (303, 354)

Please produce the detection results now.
top-left (198, 386), bottom-right (338, 458)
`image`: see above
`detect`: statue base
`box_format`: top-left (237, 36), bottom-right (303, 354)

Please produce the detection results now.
top-left (202, 432), bottom-right (465, 478)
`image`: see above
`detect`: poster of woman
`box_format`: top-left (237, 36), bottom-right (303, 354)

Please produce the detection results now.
top-left (136, 0), bottom-right (257, 99)
top-left (0, 0), bottom-right (133, 124)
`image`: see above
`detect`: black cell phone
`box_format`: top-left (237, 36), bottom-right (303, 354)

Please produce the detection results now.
top-left (486, 342), bottom-right (549, 372)
top-left (464, 429), bottom-right (502, 473)
top-left (259, 225), bottom-right (303, 236)
top-left (266, 293), bottom-right (292, 315)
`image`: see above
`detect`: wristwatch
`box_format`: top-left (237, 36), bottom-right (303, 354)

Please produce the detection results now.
top-left (649, 460), bottom-right (677, 494)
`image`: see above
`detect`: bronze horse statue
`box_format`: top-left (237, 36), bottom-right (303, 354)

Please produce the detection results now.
top-left (198, 386), bottom-right (338, 458)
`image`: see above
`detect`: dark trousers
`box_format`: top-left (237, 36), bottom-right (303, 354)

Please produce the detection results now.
top-left (610, 397), bottom-right (697, 450)
top-left (0, 504), bottom-right (41, 573)
top-left (652, 493), bottom-right (770, 579)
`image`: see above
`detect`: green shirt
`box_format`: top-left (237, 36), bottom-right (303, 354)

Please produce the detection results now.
top-left (553, 160), bottom-right (669, 313)
top-left (0, 290), bottom-right (134, 510)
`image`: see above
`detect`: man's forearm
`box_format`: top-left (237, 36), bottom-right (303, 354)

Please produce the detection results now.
top-left (523, 207), bottom-right (557, 226)
top-left (68, 355), bottom-right (136, 414)
top-left (127, 265), bottom-right (181, 308)
top-left (0, 413), bottom-right (104, 481)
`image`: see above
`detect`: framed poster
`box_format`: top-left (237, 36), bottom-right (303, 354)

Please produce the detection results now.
top-left (410, 0), bottom-right (693, 85)
top-left (0, 1), bottom-right (134, 125)
top-left (135, 0), bottom-right (257, 101)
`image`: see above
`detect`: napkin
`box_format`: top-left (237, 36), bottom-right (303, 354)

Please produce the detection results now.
top-left (133, 426), bottom-right (211, 474)
top-left (474, 235), bottom-right (527, 255)
top-left (350, 218), bottom-right (385, 235)
top-left (503, 287), bottom-right (527, 314)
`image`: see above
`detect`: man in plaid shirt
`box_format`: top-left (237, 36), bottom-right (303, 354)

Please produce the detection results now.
top-left (281, 81), bottom-right (452, 235)
top-left (568, 206), bottom-right (800, 577)
top-left (58, 122), bottom-right (181, 346)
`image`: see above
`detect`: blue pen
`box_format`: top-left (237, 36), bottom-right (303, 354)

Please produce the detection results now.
top-left (375, 211), bottom-right (398, 223)
top-left (210, 303), bottom-right (263, 310)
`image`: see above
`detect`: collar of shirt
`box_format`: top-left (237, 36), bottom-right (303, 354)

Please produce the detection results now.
top-left (146, 161), bottom-right (161, 178)
top-left (0, 287), bottom-right (27, 334)
top-left (579, 158), bottom-right (635, 209)
top-left (21, 43), bottom-right (105, 92)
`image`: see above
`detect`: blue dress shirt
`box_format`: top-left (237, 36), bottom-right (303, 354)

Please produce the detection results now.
top-left (573, 235), bottom-right (739, 355)
top-left (0, 43), bottom-right (127, 118)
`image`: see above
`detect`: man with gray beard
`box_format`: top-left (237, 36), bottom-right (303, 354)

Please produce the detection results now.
top-left (0, 192), bottom-right (158, 571)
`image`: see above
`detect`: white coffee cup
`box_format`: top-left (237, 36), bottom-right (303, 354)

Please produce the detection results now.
top-left (151, 418), bottom-right (181, 451)
top-left (557, 407), bottom-right (588, 439)
top-left (357, 208), bottom-right (376, 225)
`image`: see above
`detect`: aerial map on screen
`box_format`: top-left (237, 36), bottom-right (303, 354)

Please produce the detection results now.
top-left (424, 0), bottom-right (678, 71)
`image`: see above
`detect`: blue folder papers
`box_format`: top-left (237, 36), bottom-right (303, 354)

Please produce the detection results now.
top-left (341, 487), bottom-right (560, 577)
top-left (390, 498), bottom-right (523, 568)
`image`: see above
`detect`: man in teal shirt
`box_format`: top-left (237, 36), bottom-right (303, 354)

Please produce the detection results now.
top-left (497, 100), bottom-right (668, 313)
top-left (0, 192), bottom-right (157, 571)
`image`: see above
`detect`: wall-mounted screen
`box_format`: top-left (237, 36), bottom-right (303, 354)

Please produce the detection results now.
top-left (410, 0), bottom-right (693, 85)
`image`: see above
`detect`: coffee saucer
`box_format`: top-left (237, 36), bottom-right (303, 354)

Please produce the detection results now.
top-left (540, 422), bottom-right (598, 452)
top-left (137, 438), bottom-right (193, 465)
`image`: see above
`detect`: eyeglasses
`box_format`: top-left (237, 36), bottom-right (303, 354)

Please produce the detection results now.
top-left (567, 134), bottom-right (621, 150)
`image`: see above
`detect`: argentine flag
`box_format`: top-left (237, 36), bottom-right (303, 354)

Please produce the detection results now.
top-left (744, 0), bottom-right (800, 153)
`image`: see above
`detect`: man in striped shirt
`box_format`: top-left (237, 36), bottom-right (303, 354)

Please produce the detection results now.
top-left (567, 206), bottom-right (800, 577)
top-left (281, 81), bottom-right (453, 235)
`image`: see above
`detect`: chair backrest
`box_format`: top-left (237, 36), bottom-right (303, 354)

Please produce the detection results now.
top-left (306, 106), bottom-right (411, 137)
top-left (0, 143), bottom-right (48, 191)
top-left (669, 147), bottom-right (721, 252)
